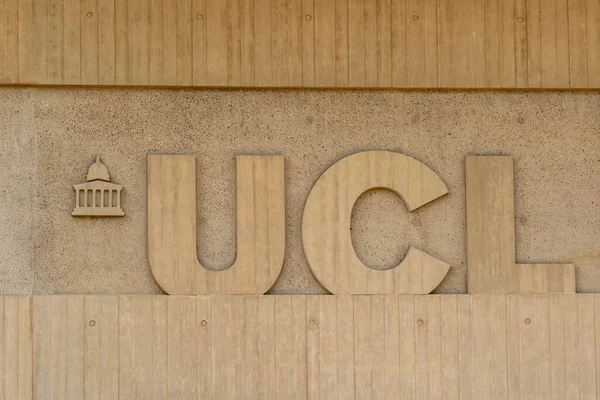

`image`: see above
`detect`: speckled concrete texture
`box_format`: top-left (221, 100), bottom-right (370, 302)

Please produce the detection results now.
top-left (0, 88), bottom-right (598, 295)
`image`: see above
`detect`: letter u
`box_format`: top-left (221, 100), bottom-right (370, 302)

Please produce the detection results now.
top-left (147, 155), bottom-right (285, 295)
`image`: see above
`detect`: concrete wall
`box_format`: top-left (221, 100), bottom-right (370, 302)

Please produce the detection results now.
top-left (0, 88), bottom-right (598, 295)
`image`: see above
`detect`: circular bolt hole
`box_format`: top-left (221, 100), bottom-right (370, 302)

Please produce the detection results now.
top-left (89, 320), bottom-right (96, 327)
top-left (413, 15), bottom-right (419, 21)
top-left (525, 318), bottom-right (531, 325)
top-left (201, 320), bottom-right (207, 327)
top-left (417, 319), bottom-right (424, 326)
top-left (86, 11), bottom-right (93, 18)
top-left (309, 318), bottom-right (316, 326)
top-left (517, 17), bottom-right (524, 23)
top-left (196, 14), bottom-right (203, 20)
top-left (305, 14), bottom-right (312, 21)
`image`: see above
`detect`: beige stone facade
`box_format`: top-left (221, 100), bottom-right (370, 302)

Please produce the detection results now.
top-left (0, 88), bottom-right (598, 295)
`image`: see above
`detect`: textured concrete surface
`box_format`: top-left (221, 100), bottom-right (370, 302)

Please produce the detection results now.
top-left (0, 88), bottom-right (598, 295)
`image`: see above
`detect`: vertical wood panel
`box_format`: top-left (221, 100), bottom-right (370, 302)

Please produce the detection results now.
top-left (32, 0), bottom-right (48, 82)
top-left (168, 296), bottom-right (197, 398)
top-left (555, 0), bottom-right (570, 87)
top-left (398, 295), bottom-right (416, 398)
top-left (319, 296), bottom-right (338, 399)
top-left (549, 294), bottom-right (566, 400)
top-left (306, 296), bottom-right (319, 400)
top-left (587, 0), bottom-right (600, 86)
top-left (148, 0), bottom-right (163, 85)
top-left (499, 0), bottom-right (516, 86)
top-left (47, 0), bottom-right (63, 84)
top-left (527, 0), bottom-right (542, 86)
top-left (82, 0), bottom-right (99, 84)
top-left (383, 295), bottom-right (399, 398)
top-left (258, 296), bottom-right (276, 399)
top-left (514, 0), bottom-right (528, 87)
top-left (563, 294), bottom-right (581, 398)
top-left (390, 0), bottom-right (406, 86)
top-left (578, 294), bottom-right (596, 398)
top-left (177, 0), bottom-right (193, 85)
top-left (193, 0), bottom-right (207, 85)
top-left (364, 0), bottom-right (378, 87)
top-left (540, 0), bottom-right (557, 87)
top-left (206, 0), bottom-right (227, 85)
top-left (163, 0), bottom-right (177, 85)
top-left (66, 297), bottom-right (84, 398)
top-left (228, 0), bottom-right (242, 86)
top-left (518, 295), bottom-right (538, 400)
top-left (377, 0), bottom-right (392, 86)
top-left (535, 295), bottom-right (551, 400)
top-left (472, 0), bottom-right (486, 87)
top-left (274, 296), bottom-right (294, 398)
top-left (348, 0), bottom-right (365, 86)
top-left (98, 0), bottom-right (114, 84)
top-left (423, 0), bottom-right (438, 86)
top-left (490, 294), bottom-right (508, 399)
top-left (453, 0), bottom-right (473, 87)
top-left (353, 296), bottom-right (371, 400)
top-left (18, 0), bottom-right (34, 82)
top-left (196, 296), bottom-right (211, 399)
top-left (568, 0), bottom-right (588, 87)
top-left (84, 296), bottom-right (120, 400)
top-left (427, 296), bottom-right (442, 398)
top-left (506, 295), bottom-right (520, 399)
top-left (2, 0), bottom-right (19, 83)
top-left (457, 295), bottom-right (472, 399)
top-left (271, 0), bottom-right (288, 86)
top-left (440, 295), bottom-right (459, 398)
top-left (114, 0), bottom-right (128, 84)
top-left (255, 0), bottom-right (272, 85)
top-left (32, 297), bottom-right (50, 399)
top-left (301, 0), bottom-right (315, 86)
top-left (334, 0), bottom-right (348, 86)
top-left (437, 0), bottom-right (453, 86)
top-left (288, 0), bottom-right (302, 85)
top-left (0, 0), bottom-right (4, 82)
top-left (471, 295), bottom-right (491, 398)
top-left (371, 296), bottom-right (386, 399)
top-left (415, 296), bottom-right (429, 398)
top-left (314, 0), bottom-right (335, 86)
top-left (406, 0), bottom-right (425, 86)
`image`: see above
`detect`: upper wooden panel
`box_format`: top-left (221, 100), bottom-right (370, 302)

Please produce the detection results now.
top-left (0, 0), bottom-right (598, 88)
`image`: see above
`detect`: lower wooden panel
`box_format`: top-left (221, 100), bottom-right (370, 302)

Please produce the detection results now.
top-left (2, 294), bottom-right (600, 399)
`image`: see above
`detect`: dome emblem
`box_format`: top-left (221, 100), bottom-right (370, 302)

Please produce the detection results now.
top-left (72, 156), bottom-right (124, 217)
top-left (86, 156), bottom-right (111, 182)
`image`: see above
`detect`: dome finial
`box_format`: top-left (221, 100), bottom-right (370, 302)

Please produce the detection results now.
top-left (86, 155), bottom-right (111, 182)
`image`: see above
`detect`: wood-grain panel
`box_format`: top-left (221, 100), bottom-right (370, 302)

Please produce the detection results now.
top-left (147, 154), bottom-right (285, 295)
top-left (1, 0), bottom-right (598, 88)
top-left (466, 156), bottom-right (576, 294)
top-left (1, 295), bottom-right (598, 399)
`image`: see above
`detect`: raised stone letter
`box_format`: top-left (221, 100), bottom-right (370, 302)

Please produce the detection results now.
top-left (302, 151), bottom-right (450, 294)
top-left (147, 155), bottom-right (285, 295)
top-left (466, 156), bottom-right (575, 293)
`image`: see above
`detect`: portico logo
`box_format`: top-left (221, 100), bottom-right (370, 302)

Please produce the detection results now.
top-left (147, 151), bottom-right (575, 296)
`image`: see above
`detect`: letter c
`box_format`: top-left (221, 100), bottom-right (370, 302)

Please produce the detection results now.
top-left (302, 151), bottom-right (450, 294)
